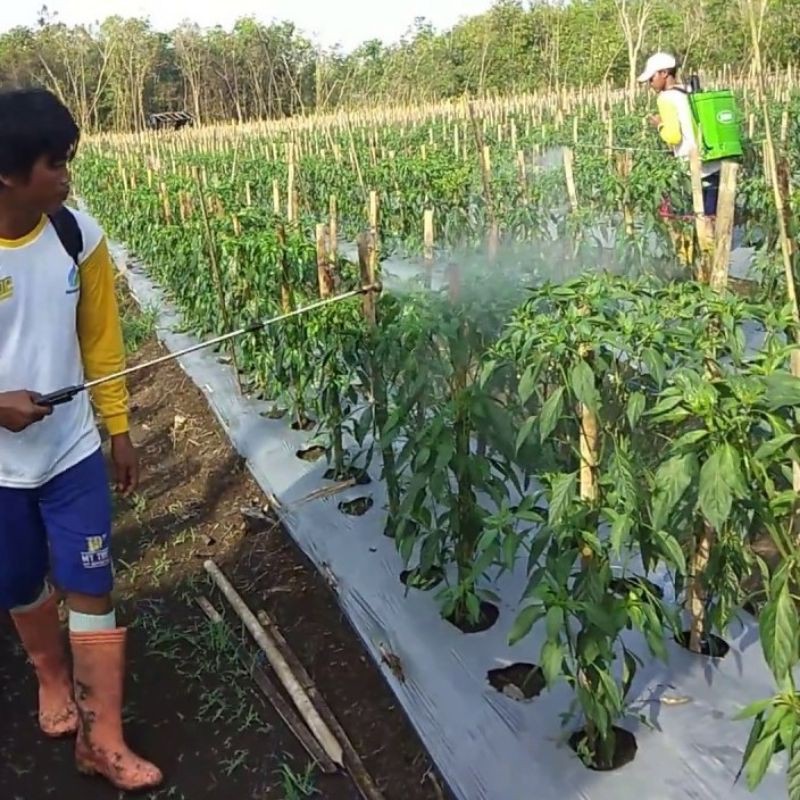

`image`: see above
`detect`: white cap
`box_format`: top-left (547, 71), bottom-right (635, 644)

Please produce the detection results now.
top-left (637, 52), bottom-right (677, 83)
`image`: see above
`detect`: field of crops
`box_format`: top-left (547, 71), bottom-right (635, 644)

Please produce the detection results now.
top-left (76, 70), bottom-right (800, 795)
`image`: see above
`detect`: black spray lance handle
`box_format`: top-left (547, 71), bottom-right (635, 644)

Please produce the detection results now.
top-left (38, 385), bottom-right (84, 407)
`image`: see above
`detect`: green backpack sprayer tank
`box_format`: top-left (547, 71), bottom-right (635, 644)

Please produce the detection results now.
top-left (686, 75), bottom-right (744, 161)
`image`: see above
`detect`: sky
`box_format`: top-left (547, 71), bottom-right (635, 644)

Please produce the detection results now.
top-left (4, 0), bottom-right (497, 51)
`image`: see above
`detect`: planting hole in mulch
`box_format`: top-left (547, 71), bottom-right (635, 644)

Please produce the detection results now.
top-left (444, 601), bottom-right (499, 634)
top-left (675, 631), bottom-right (730, 658)
top-left (291, 415), bottom-right (316, 431)
top-left (400, 566), bottom-right (445, 591)
top-left (260, 404), bottom-right (286, 420)
top-left (338, 496), bottom-right (373, 516)
top-left (296, 445), bottom-right (326, 462)
top-left (568, 727), bottom-right (637, 771)
top-left (609, 576), bottom-right (664, 599)
top-left (487, 663), bottom-right (545, 701)
top-left (324, 466), bottom-right (371, 486)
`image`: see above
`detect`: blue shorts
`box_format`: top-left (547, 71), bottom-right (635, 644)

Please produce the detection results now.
top-left (0, 448), bottom-right (113, 609)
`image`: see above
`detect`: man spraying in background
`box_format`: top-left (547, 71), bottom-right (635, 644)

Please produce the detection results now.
top-left (0, 87), bottom-right (162, 792)
top-left (639, 51), bottom-right (724, 220)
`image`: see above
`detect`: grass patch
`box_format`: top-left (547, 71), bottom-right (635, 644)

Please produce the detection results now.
top-left (278, 760), bottom-right (319, 799)
top-left (121, 298), bottom-right (158, 354)
top-left (132, 601), bottom-right (269, 735)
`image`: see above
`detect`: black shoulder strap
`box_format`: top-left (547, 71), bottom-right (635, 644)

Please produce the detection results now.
top-left (47, 206), bottom-right (83, 266)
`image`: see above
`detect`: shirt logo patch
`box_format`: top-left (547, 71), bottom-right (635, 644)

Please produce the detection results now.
top-left (81, 535), bottom-right (110, 570)
top-left (0, 276), bottom-right (13, 302)
top-left (66, 264), bottom-right (80, 295)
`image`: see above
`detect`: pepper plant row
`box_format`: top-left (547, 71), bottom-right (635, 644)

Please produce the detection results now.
top-left (76, 93), bottom-right (800, 792)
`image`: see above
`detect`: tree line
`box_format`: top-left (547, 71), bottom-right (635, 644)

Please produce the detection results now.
top-left (1, 0), bottom-right (797, 131)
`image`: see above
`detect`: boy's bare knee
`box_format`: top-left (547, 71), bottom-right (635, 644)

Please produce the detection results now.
top-left (66, 593), bottom-right (113, 615)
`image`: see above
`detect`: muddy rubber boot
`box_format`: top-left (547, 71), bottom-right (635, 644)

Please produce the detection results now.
top-left (11, 591), bottom-right (79, 737)
top-left (70, 628), bottom-right (163, 791)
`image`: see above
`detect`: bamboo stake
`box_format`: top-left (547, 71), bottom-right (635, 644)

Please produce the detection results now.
top-left (423, 209), bottom-right (434, 290)
top-left (563, 148), bottom-right (578, 213)
top-left (195, 597), bottom-right (337, 774)
top-left (709, 162), bottom-right (739, 291)
top-left (272, 179), bottom-right (281, 216)
top-left (316, 223), bottom-right (334, 298)
top-left (203, 561), bottom-right (344, 767)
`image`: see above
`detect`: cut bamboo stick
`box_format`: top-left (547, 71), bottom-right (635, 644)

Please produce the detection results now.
top-left (256, 609), bottom-right (386, 800)
top-left (203, 560), bottom-right (344, 767)
top-left (194, 596), bottom-right (337, 774)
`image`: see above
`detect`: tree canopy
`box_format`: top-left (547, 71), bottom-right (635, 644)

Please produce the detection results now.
top-left (1, 0), bottom-right (797, 131)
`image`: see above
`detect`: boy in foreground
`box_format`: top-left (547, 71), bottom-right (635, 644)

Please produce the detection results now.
top-left (0, 87), bottom-right (162, 791)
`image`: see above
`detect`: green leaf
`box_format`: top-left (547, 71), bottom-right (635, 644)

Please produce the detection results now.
top-left (745, 731), bottom-right (779, 791)
top-left (508, 604), bottom-right (546, 646)
top-left (570, 360), bottom-right (598, 411)
top-left (609, 511), bottom-right (633, 555)
top-left (626, 391), bottom-right (646, 428)
top-left (548, 471), bottom-right (577, 525)
top-left (519, 365), bottom-right (536, 405)
top-left (755, 433), bottom-right (799, 462)
top-left (734, 698), bottom-right (774, 721)
top-left (541, 640), bottom-right (563, 685)
top-left (672, 428), bottom-right (709, 450)
top-left (719, 443), bottom-right (748, 499)
top-left (699, 447), bottom-right (733, 529)
top-left (737, 712), bottom-right (765, 783)
top-left (651, 453), bottom-right (697, 530)
top-left (515, 416), bottom-right (537, 455)
top-left (622, 648), bottom-right (637, 700)
top-left (779, 711), bottom-right (796, 755)
top-left (653, 529), bottom-right (686, 573)
top-left (642, 348), bottom-right (666, 387)
top-left (546, 606), bottom-right (564, 641)
top-left (760, 582), bottom-right (798, 683)
top-left (763, 372), bottom-right (800, 410)
top-left (539, 387), bottom-right (565, 443)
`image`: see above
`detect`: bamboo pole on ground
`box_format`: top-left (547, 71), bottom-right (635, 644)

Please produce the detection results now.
top-left (203, 561), bottom-right (344, 767)
top-left (256, 610), bottom-right (386, 800)
top-left (195, 596), bottom-right (337, 774)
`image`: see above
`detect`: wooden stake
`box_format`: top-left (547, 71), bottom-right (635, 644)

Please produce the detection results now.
top-left (423, 209), bottom-right (434, 289)
top-left (563, 148), bottom-right (578, 212)
top-left (272, 179), bottom-right (281, 216)
top-left (316, 223), bottom-right (334, 297)
top-left (203, 561), bottom-right (344, 768)
top-left (710, 162), bottom-right (739, 291)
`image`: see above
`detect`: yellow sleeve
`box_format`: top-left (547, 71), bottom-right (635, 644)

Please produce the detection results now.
top-left (656, 94), bottom-right (683, 147)
top-left (77, 238), bottom-right (130, 436)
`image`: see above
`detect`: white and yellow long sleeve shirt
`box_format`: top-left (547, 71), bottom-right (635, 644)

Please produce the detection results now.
top-left (0, 210), bottom-right (128, 488)
top-left (657, 87), bottom-right (722, 179)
